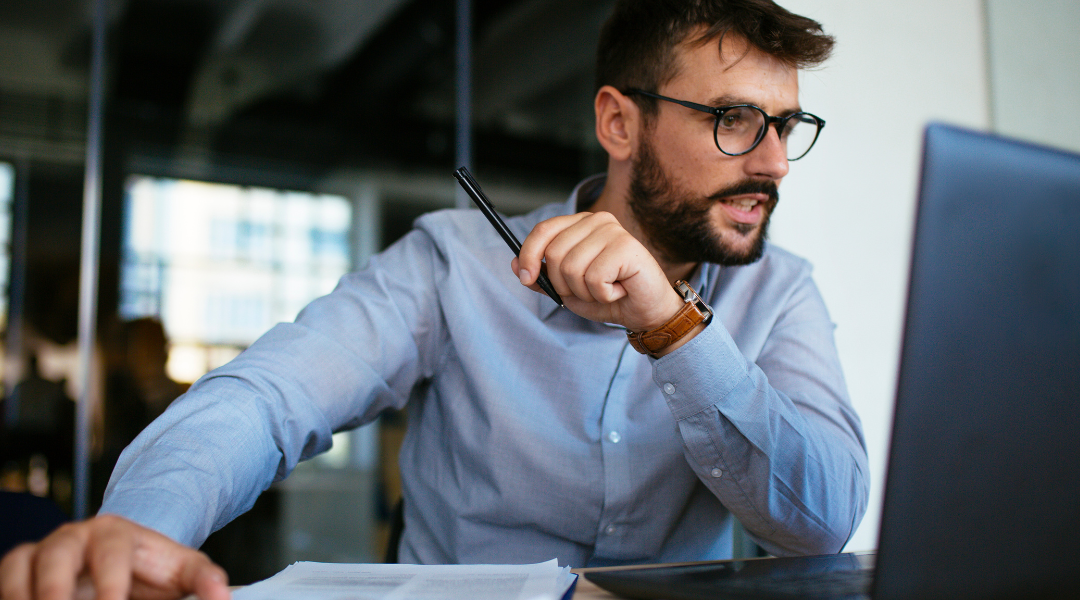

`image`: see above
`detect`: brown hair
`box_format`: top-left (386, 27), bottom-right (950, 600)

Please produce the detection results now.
top-left (595, 0), bottom-right (834, 117)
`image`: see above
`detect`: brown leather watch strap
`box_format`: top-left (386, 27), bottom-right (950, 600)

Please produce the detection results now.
top-left (626, 281), bottom-right (711, 356)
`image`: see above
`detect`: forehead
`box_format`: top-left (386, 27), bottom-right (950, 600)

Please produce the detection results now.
top-left (662, 33), bottom-right (800, 111)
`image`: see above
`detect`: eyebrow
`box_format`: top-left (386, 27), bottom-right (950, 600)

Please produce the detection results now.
top-left (706, 94), bottom-right (802, 116)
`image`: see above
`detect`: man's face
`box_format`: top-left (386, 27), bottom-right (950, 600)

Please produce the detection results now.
top-left (628, 35), bottom-right (800, 267)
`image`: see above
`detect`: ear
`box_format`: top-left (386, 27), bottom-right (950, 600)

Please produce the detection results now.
top-left (594, 85), bottom-right (639, 163)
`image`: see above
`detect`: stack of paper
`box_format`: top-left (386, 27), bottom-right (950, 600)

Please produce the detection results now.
top-left (232, 559), bottom-right (578, 600)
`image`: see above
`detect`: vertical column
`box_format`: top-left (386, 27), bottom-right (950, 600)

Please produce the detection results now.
top-left (3, 158), bottom-right (30, 419)
top-left (350, 182), bottom-right (380, 471)
top-left (74, 0), bottom-right (108, 520)
top-left (454, 0), bottom-right (473, 209)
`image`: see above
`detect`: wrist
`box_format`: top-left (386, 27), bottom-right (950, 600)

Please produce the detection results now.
top-left (627, 280), bottom-right (713, 357)
top-left (641, 287), bottom-right (690, 332)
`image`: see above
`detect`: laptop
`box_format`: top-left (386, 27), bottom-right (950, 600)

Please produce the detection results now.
top-left (585, 123), bottom-right (1080, 600)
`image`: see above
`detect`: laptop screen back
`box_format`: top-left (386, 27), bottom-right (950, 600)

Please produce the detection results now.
top-left (873, 124), bottom-right (1080, 600)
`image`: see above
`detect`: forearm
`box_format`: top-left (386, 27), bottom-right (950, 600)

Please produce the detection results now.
top-left (100, 377), bottom-right (298, 547)
top-left (656, 318), bottom-right (869, 556)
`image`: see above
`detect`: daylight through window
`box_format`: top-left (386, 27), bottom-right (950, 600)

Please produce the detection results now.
top-left (121, 176), bottom-right (352, 383)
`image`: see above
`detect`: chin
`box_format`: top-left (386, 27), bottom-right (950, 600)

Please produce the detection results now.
top-left (707, 227), bottom-right (768, 266)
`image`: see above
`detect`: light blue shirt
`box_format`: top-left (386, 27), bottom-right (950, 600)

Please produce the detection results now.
top-left (102, 176), bottom-right (868, 567)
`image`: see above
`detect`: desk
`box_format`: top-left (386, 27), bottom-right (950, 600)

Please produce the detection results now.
top-left (570, 570), bottom-right (622, 599)
top-left (570, 576), bottom-right (620, 599)
top-left (571, 553), bottom-right (876, 599)
top-left (571, 560), bottom-right (720, 599)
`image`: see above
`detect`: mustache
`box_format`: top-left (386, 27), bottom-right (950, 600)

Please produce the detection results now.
top-left (708, 179), bottom-right (780, 203)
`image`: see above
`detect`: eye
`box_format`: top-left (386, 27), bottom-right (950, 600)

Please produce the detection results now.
top-left (782, 114), bottom-right (813, 138)
top-left (717, 107), bottom-right (753, 132)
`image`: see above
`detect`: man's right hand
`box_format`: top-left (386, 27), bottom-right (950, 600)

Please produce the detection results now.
top-left (0, 515), bottom-right (230, 600)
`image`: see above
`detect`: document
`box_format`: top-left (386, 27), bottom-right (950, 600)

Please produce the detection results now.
top-left (231, 559), bottom-right (577, 600)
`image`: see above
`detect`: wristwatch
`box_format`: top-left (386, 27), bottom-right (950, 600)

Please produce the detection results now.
top-left (627, 280), bottom-right (713, 357)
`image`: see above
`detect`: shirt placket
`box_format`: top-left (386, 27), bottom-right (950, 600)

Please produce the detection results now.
top-left (591, 339), bottom-right (638, 559)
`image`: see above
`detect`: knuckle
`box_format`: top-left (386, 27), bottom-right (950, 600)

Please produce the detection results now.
top-left (530, 218), bottom-right (558, 237)
top-left (93, 514), bottom-right (126, 530)
top-left (583, 271), bottom-right (607, 293)
top-left (559, 248), bottom-right (589, 275)
top-left (1, 541), bottom-right (34, 563)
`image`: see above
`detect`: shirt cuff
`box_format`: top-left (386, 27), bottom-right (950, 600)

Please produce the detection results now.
top-left (652, 318), bottom-right (750, 421)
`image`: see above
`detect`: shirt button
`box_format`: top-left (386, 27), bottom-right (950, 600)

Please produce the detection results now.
top-left (663, 383), bottom-right (676, 395)
top-left (607, 431), bottom-right (622, 444)
top-left (605, 525), bottom-right (617, 535)
top-left (711, 468), bottom-right (723, 478)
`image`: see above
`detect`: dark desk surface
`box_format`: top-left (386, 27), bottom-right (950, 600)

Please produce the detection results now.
top-left (571, 560), bottom-right (734, 599)
top-left (571, 553), bottom-right (877, 599)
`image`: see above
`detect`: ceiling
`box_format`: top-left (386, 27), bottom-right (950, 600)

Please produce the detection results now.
top-left (0, 0), bottom-right (614, 187)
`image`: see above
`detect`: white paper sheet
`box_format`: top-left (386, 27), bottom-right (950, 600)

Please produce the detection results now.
top-left (231, 559), bottom-right (576, 600)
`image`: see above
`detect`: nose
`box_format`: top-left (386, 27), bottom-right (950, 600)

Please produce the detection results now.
top-left (743, 126), bottom-right (789, 181)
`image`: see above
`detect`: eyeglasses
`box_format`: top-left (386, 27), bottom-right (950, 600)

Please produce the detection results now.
top-left (624, 88), bottom-right (825, 161)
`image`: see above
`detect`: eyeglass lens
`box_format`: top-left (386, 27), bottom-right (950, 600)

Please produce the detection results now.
top-left (715, 108), bottom-right (820, 160)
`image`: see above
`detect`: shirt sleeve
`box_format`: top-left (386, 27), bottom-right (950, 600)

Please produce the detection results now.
top-left (99, 227), bottom-right (447, 547)
top-left (652, 271), bottom-right (869, 557)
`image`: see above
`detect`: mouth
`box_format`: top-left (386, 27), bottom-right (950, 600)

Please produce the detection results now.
top-left (718, 194), bottom-right (770, 225)
top-left (725, 197), bottom-right (761, 213)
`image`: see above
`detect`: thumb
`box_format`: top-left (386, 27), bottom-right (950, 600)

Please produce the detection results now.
top-left (510, 257), bottom-right (536, 287)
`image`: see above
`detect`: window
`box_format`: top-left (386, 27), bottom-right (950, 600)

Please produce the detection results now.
top-left (120, 176), bottom-right (352, 383)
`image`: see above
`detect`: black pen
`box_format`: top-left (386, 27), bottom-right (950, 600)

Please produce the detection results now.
top-left (454, 167), bottom-right (564, 307)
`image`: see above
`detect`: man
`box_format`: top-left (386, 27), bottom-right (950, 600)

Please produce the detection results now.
top-left (0, 0), bottom-right (868, 598)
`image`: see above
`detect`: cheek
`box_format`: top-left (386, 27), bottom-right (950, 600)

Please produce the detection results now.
top-left (666, 144), bottom-right (744, 197)
top-left (652, 130), bottom-right (719, 187)
top-left (646, 117), bottom-right (747, 196)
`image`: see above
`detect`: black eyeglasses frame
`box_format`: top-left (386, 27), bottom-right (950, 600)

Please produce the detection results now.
top-left (623, 88), bottom-right (825, 161)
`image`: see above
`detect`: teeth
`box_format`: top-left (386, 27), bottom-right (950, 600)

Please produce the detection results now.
top-left (728, 199), bottom-right (758, 212)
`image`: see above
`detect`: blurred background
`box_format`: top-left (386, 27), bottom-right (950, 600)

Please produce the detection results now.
top-left (0, 0), bottom-right (1077, 581)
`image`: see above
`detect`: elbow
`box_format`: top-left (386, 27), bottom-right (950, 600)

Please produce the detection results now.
top-left (757, 462), bottom-right (871, 557)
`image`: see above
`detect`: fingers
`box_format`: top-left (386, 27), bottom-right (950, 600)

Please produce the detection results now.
top-left (183, 554), bottom-right (229, 600)
top-left (519, 212), bottom-right (641, 303)
top-left (32, 524), bottom-right (90, 600)
top-left (0, 515), bottom-right (230, 600)
top-left (129, 528), bottom-right (229, 600)
top-left (85, 516), bottom-right (136, 600)
top-left (0, 523), bottom-right (94, 600)
top-left (1, 544), bottom-right (36, 600)
top-left (515, 211), bottom-right (687, 330)
top-left (516, 213), bottom-right (590, 286)
top-left (554, 229), bottom-right (631, 304)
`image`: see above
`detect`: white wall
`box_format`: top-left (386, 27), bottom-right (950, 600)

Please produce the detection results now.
top-left (986, 0), bottom-right (1080, 154)
top-left (770, 0), bottom-right (1080, 552)
top-left (770, 0), bottom-right (990, 551)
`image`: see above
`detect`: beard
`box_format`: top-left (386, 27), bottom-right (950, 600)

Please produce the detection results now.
top-left (627, 135), bottom-right (779, 267)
